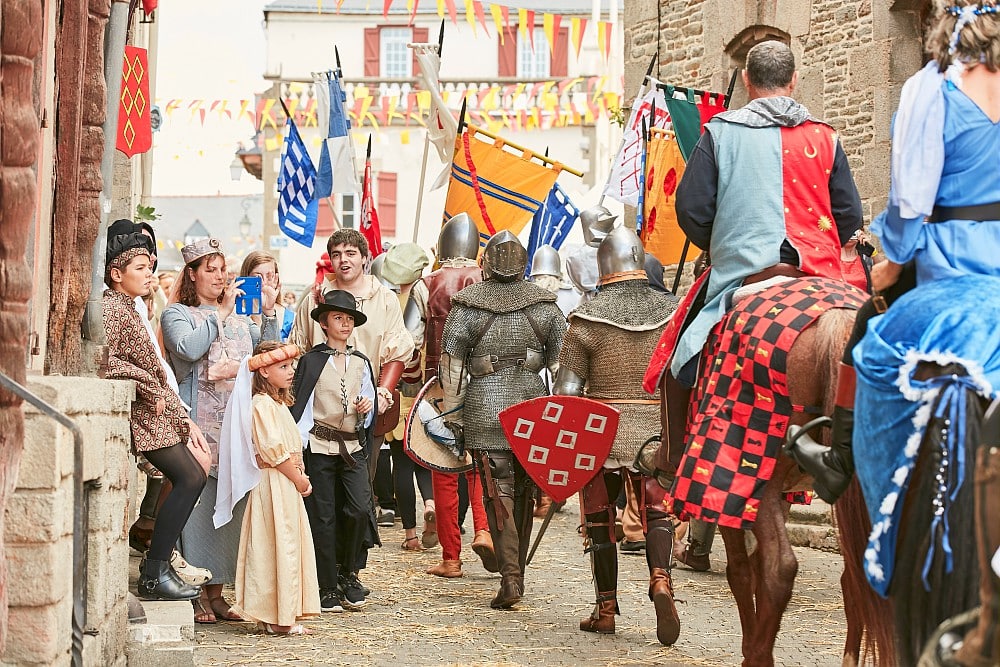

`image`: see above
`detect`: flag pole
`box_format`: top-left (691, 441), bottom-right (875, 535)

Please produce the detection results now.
top-left (411, 25), bottom-right (446, 243)
top-left (465, 124), bottom-right (583, 177)
top-left (597, 53), bottom-right (656, 206)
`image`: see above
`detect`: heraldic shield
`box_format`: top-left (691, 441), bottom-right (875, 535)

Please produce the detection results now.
top-left (404, 377), bottom-right (473, 473)
top-left (499, 396), bottom-right (619, 503)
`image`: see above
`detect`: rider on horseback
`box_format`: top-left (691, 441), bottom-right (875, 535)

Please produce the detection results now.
top-left (657, 39), bottom-right (865, 499)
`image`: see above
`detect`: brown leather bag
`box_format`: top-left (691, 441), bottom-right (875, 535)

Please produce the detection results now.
top-left (374, 388), bottom-right (401, 437)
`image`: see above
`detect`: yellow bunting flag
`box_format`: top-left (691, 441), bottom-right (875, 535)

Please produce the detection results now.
top-left (437, 0), bottom-right (444, 17)
top-left (517, 8), bottom-right (528, 42)
top-left (597, 21), bottom-right (607, 60)
top-left (490, 3), bottom-right (505, 44)
top-left (543, 13), bottom-right (555, 56)
top-left (570, 16), bottom-right (587, 58)
top-left (464, 0), bottom-right (476, 35)
top-left (642, 131), bottom-right (696, 266)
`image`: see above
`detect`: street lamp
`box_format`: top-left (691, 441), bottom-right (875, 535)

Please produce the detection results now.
top-left (239, 199), bottom-right (253, 239)
top-left (229, 155), bottom-right (244, 181)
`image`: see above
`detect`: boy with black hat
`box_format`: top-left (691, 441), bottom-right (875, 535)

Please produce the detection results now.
top-left (290, 290), bottom-right (384, 612)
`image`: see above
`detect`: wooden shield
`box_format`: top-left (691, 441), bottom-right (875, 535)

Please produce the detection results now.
top-left (403, 377), bottom-right (473, 473)
top-left (499, 396), bottom-right (619, 503)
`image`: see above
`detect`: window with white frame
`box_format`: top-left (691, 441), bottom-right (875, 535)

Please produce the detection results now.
top-left (517, 27), bottom-right (550, 78)
top-left (380, 27), bottom-right (412, 78)
top-left (339, 193), bottom-right (357, 229)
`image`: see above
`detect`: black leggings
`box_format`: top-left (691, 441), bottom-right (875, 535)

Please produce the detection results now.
top-left (843, 261), bottom-right (918, 367)
top-left (389, 440), bottom-right (433, 529)
top-left (142, 443), bottom-right (207, 561)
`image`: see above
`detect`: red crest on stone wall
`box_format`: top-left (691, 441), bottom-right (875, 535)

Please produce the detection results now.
top-left (116, 46), bottom-right (152, 158)
top-left (499, 396), bottom-right (619, 503)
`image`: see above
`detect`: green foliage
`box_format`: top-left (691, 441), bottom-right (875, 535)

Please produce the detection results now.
top-left (135, 204), bottom-right (160, 222)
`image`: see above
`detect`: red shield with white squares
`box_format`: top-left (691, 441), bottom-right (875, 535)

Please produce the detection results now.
top-left (499, 396), bottom-right (619, 503)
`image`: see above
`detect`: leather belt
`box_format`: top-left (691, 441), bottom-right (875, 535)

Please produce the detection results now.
top-left (590, 397), bottom-right (660, 405)
top-left (469, 354), bottom-right (528, 377)
top-left (743, 263), bottom-right (806, 286)
top-left (309, 423), bottom-right (359, 468)
top-left (928, 201), bottom-right (1000, 223)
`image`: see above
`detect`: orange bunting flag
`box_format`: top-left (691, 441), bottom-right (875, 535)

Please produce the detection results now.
top-left (526, 10), bottom-right (535, 49)
top-left (642, 132), bottom-right (696, 266)
top-left (490, 3), bottom-right (505, 44)
top-left (570, 16), bottom-right (587, 58)
top-left (602, 21), bottom-right (613, 60)
top-left (473, 0), bottom-right (489, 35)
top-left (383, 0), bottom-right (392, 18)
top-left (500, 5), bottom-right (510, 34)
top-left (444, 0), bottom-right (457, 23)
top-left (444, 129), bottom-right (561, 240)
top-left (464, 0), bottom-right (476, 35)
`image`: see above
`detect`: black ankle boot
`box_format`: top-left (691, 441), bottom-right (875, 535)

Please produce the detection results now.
top-left (137, 558), bottom-right (201, 601)
top-left (786, 405), bottom-right (855, 504)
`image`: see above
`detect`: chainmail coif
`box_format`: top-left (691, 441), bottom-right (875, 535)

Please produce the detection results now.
top-left (569, 279), bottom-right (679, 331)
top-left (451, 278), bottom-right (556, 313)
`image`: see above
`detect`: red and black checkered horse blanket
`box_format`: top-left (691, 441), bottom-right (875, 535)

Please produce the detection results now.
top-left (671, 277), bottom-right (866, 529)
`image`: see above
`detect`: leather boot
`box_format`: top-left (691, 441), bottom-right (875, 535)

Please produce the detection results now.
top-left (786, 363), bottom-right (857, 504)
top-left (953, 408), bottom-right (1000, 667)
top-left (426, 559), bottom-right (464, 578)
top-left (487, 495), bottom-right (523, 609)
top-left (471, 530), bottom-right (499, 573)
top-left (137, 558), bottom-right (201, 601)
top-left (657, 373), bottom-right (691, 485)
top-left (580, 591), bottom-right (618, 634)
top-left (649, 567), bottom-right (680, 646)
top-left (491, 577), bottom-right (522, 609)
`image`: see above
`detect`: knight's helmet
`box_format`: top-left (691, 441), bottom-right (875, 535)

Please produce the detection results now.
top-left (529, 244), bottom-right (562, 279)
top-left (369, 253), bottom-right (398, 291)
top-left (596, 226), bottom-right (645, 283)
top-left (437, 212), bottom-right (481, 261)
top-left (580, 205), bottom-right (618, 247)
top-left (481, 230), bottom-right (528, 282)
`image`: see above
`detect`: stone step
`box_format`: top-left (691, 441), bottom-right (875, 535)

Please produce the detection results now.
top-left (786, 521), bottom-right (840, 552)
top-left (788, 498), bottom-right (833, 525)
top-left (126, 588), bottom-right (194, 667)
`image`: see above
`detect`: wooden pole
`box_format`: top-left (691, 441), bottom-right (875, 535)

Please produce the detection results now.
top-left (465, 124), bottom-right (584, 177)
top-left (412, 129), bottom-right (432, 243)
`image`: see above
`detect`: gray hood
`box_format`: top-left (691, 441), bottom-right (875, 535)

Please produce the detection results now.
top-left (713, 96), bottom-right (816, 129)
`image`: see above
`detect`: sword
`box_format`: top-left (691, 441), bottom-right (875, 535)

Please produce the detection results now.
top-left (525, 500), bottom-right (559, 567)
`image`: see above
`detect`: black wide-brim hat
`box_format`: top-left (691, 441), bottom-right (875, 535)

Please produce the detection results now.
top-left (310, 289), bottom-right (367, 326)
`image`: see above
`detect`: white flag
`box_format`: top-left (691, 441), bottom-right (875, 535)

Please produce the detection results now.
top-left (602, 87), bottom-right (671, 207)
top-left (412, 43), bottom-right (458, 190)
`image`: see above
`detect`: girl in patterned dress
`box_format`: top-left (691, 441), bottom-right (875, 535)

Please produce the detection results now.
top-left (221, 341), bottom-right (320, 635)
top-left (103, 232), bottom-right (209, 601)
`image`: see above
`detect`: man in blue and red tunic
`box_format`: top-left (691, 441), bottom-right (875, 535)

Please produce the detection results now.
top-left (656, 40), bottom-right (865, 549)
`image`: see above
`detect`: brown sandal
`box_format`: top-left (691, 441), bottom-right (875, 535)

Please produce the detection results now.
top-left (401, 536), bottom-right (424, 552)
top-left (193, 597), bottom-right (217, 624)
top-left (208, 597), bottom-right (242, 622)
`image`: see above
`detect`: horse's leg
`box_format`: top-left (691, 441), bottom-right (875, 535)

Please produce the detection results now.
top-left (746, 468), bottom-right (797, 667)
top-left (840, 568), bottom-right (862, 667)
top-left (721, 525), bottom-right (758, 662)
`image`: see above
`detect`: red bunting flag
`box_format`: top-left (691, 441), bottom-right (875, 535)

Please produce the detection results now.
top-left (571, 17), bottom-right (587, 59)
top-left (473, 0), bottom-right (490, 35)
top-left (383, 0), bottom-right (392, 18)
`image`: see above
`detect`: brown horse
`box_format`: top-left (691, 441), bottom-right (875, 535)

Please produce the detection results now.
top-left (663, 282), bottom-right (895, 667)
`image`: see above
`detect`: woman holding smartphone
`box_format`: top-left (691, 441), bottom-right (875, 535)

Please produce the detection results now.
top-left (161, 238), bottom-right (280, 623)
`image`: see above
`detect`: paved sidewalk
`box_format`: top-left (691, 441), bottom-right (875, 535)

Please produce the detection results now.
top-left (194, 496), bottom-right (847, 666)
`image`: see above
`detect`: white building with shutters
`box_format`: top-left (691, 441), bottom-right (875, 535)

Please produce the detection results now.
top-left (259, 0), bottom-right (623, 285)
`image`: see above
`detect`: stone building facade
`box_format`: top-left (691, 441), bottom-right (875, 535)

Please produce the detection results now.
top-left (623, 0), bottom-right (933, 222)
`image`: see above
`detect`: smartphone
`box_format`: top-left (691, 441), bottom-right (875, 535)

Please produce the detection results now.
top-left (235, 276), bottom-right (262, 315)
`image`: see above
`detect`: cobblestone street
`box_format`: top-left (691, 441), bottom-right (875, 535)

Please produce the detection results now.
top-left (194, 497), bottom-right (847, 666)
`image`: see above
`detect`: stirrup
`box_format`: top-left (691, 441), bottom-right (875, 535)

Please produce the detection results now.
top-left (784, 416), bottom-right (831, 457)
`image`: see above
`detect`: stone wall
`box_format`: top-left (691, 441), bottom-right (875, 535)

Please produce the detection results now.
top-left (2, 376), bottom-right (134, 667)
top-left (623, 0), bottom-right (929, 233)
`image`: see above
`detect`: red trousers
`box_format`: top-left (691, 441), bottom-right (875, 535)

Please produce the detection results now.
top-left (432, 469), bottom-right (488, 561)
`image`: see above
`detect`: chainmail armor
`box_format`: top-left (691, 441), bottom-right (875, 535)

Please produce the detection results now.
top-left (442, 280), bottom-right (566, 451)
top-left (451, 278), bottom-right (556, 313)
top-left (569, 279), bottom-right (678, 331)
top-left (559, 280), bottom-right (672, 461)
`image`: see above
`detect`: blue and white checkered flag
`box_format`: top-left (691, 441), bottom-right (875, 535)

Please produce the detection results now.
top-left (277, 118), bottom-right (319, 247)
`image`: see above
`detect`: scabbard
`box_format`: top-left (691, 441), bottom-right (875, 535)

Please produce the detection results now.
top-left (478, 451), bottom-right (510, 529)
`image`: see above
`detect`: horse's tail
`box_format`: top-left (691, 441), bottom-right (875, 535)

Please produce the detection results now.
top-left (836, 479), bottom-right (896, 665)
top-left (814, 307), bottom-right (897, 665)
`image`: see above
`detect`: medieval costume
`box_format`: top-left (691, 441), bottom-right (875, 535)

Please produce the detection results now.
top-left (439, 231), bottom-right (566, 608)
top-left (405, 213), bottom-right (495, 577)
top-left (554, 227), bottom-right (681, 645)
top-left (291, 291), bottom-right (379, 612)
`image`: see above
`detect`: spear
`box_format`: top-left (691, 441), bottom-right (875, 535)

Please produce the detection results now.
top-left (635, 117), bottom-right (648, 235)
top-left (597, 53), bottom-right (656, 206)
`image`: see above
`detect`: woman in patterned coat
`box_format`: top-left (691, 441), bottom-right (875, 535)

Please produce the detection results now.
top-left (103, 232), bottom-right (208, 601)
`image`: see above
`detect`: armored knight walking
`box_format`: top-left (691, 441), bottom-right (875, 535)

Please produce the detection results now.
top-left (554, 227), bottom-right (682, 645)
top-left (439, 231), bottom-right (566, 609)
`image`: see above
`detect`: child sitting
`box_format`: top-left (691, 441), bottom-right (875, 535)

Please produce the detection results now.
top-left (218, 341), bottom-right (321, 635)
top-left (290, 290), bottom-right (384, 612)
